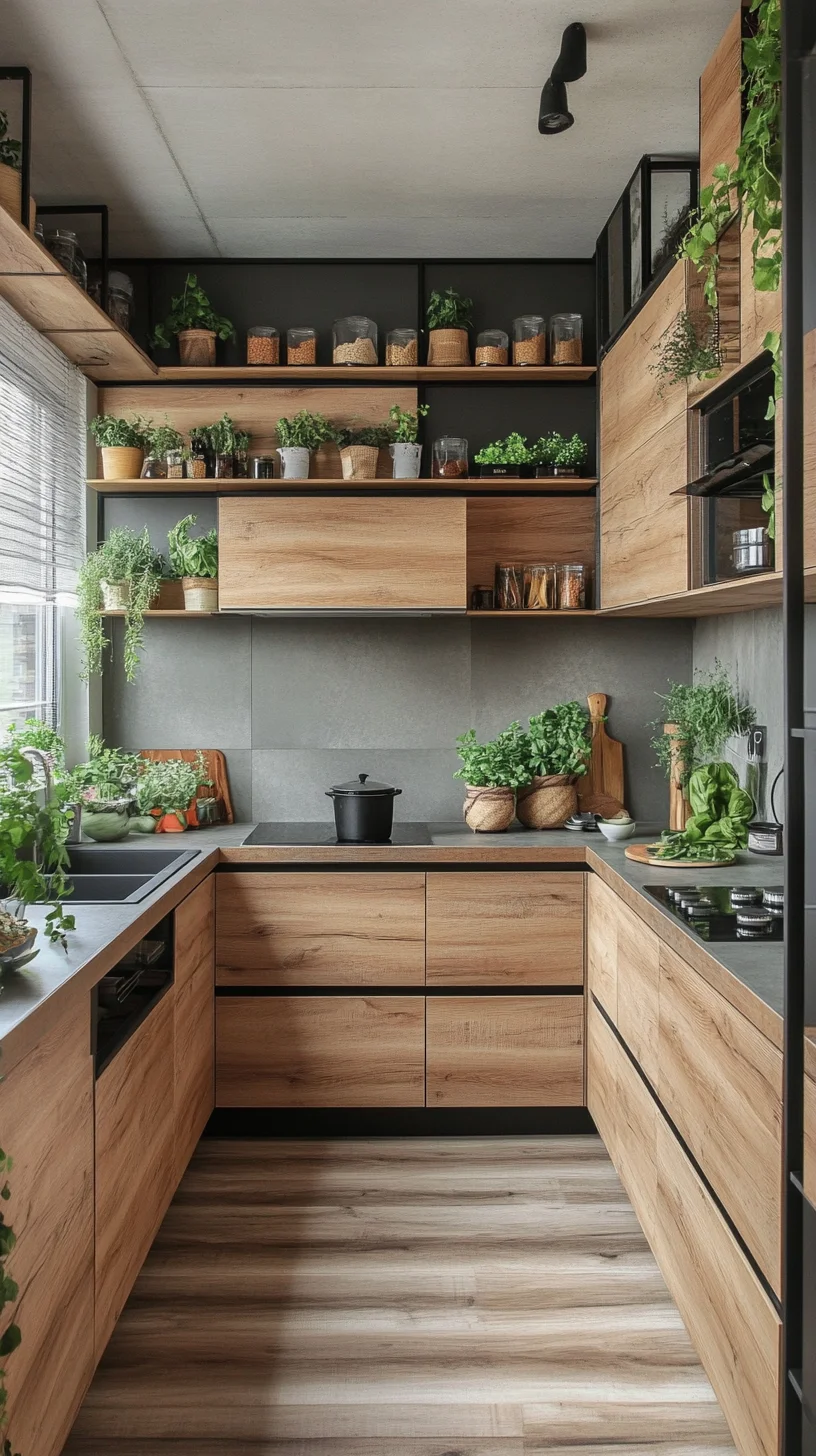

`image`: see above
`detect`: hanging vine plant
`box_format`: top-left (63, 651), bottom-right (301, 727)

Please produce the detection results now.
top-left (651, 308), bottom-right (722, 394)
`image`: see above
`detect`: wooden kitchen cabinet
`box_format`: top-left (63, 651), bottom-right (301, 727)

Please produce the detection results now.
top-left (217, 496), bottom-right (467, 611)
top-left (426, 994), bottom-right (584, 1107)
top-left (2, 998), bottom-right (94, 1456)
top-left (587, 875), bottom-right (659, 1085)
top-left (586, 996), bottom-right (658, 1244)
top-left (174, 876), bottom-right (215, 1180)
top-left (216, 871), bottom-right (426, 986)
top-left (426, 871), bottom-right (583, 987)
top-left (216, 995), bottom-right (425, 1106)
top-left (599, 260), bottom-right (687, 479)
top-left (95, 988), bottom-right (175, 1357)
top-left (699, 9), bottom-right (741, 190)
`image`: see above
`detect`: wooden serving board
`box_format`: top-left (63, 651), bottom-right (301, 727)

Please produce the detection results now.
top-left (577, 692), bottom-right (626, 819)
top-left (624, 843), bottom-right (736, 870)
top-left (139, 749), bottom-right (234, 823)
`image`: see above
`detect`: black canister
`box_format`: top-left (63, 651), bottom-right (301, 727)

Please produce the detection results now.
top-left (326, 773), bottom-right (402, 842)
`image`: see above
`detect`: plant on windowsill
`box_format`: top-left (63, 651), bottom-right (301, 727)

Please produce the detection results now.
top-left (89, 413), bottom-right (152, 482)
top-left (0, 743), bottom-right (76, 955)
top-left (332, 422), bottom-right (393, 481)
top-left (168, 514), bottom-right (219, 611)
top-left (76, 528), bottom-right (164, 684)
top-left (650, 661), bottom-right (756, 830)
top-left (426, 286), bottom-right (474, 366)
top-left (454, 723), bottom-right (530, 833)
top-left (473, 432), bottom-right (533, 478)
top-left (516, 702), bottom-right (591, 829)
top-left (149, 273), bottom-right (235, 367)
top-left (388, 403), bottom-right (429, 478)
top-left (275, 410), bottom-right (333, 480)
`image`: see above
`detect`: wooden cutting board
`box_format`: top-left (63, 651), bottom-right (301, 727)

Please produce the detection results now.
top-left (139, 749), bottom-right (234, 823)
top-left (577, 692), bottom-right (626, 819)
top-left (624, 843), bottom-right (736, 869)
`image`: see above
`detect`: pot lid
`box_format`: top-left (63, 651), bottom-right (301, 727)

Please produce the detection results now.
top-left (328, 772), bottom-right (401, 797)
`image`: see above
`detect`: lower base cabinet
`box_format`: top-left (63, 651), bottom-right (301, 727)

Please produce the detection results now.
top-left (174, 877), bottom-right (216, 1180)
top-left (426, 994), bottom-right (584, 1107)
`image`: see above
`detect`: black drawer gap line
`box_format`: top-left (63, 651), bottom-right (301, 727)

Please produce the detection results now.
top-left (215, 983), bottom-right (585, 998)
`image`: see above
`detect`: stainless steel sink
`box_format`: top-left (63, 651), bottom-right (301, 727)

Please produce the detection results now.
top-left (64, 845), bottom-right (199, 903)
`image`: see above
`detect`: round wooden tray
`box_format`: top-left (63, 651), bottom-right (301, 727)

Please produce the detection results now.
top-left (624, 842), bottom-right (736, 870)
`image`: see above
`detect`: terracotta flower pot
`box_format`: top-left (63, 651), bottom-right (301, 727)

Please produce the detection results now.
top-left (427, 328), bottom-right (470, 366)
top-left (182, 576), bottom-right (218, 611)
top-left (340, 445), bottom-right (380, 480)
top-left (515, 774), bottom-right (578, 829)
top-left (463, 785), bottom-right (516, 833)
top-left (178, 329), bottom-right (216, 366)
top-left (100, 446), bottom-right (144, 481)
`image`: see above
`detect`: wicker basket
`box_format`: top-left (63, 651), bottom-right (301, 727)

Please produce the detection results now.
top-left (100, 446), bottom-right (144, 481)
top-left (182, 576), bottom-right (218, 611)
top-left (340, 445), bottom-right (380, 480)
top-left (178, 329), bottom-right (216, 366)
top-left (463, 785), bottom-right (516, 833)
top-left (515, 774), bottom-right (578, 829)
top-left (427, 328), bottom-right (470, 366)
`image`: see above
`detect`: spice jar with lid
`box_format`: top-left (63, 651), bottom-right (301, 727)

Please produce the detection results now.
top-left (106, 271), bottom-right (134, 332)
top-left (287, 327), bottom-right (317, 365)
top-left (549, 313), bottom-right (583, 365)
top-left (495, 564), bottom-right (525, 611)
top-left (557, 563), bottom-right (589, 609)
top-left (432, 437), bottom-right (468, 479)
top-left (475, 330), bottom-right (509, 366)
top-left (512, 316), bottom-right (546, 365)
top-left (333, 316), bottom-right (378, 365)
top-left (524, 564), bottom-right (556, 610)
top-left (386, 328), bottom-right (418, 366)
top-left (247, 326), bottom-right (279, 365)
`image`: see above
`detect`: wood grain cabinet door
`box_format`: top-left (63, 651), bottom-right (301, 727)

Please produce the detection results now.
top-left (174, 876), bottom-right (215, 1180)
top-left (426, 871), bottom-right (583, 986)
top-left (216, 995), bottom-right (425, 1107)
top-left (426, 995), bottom-right (584, 1107)
top-left (217, 496), bottom-right (467, 611)
top-left (216, 871), bottom-right (426, 987)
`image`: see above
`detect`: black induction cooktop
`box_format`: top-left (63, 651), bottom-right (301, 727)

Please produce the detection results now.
top-left (645, 884), bottom-right (784, 942)
top-left (243, 822), bottom-right (434, 847)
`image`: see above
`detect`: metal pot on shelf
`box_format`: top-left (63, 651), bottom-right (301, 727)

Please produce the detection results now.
top-left (325, 773), bottom-right (402, 843)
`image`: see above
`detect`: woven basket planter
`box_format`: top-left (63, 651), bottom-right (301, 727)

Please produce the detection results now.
top-left (463, 785), bottom-right (516, 833)
top-left (340, 445), bottom-right (380, 480)
top-left (178, 329), bottom-right (216, 366)
top-left (182, 576), bottom-right (218, 611)
top-left (516, 774), bottom-right (578, 829)
top-left (100, 446), bottom-right (144, 481)
top-left (427, 328), bottom-right (470, 366)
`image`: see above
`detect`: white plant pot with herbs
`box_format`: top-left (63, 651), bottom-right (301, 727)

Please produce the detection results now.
top-left (77, 526), bottom-right (163, 683)
top-left (388, 403), bottom-right (429, 479)
top-left (168, 513), bottom-right (219, 611)
top-left (276, 409), bottom-right (333, 481)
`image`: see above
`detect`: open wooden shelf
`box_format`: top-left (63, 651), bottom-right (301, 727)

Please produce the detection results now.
top-left (88, 476), bottom-right (598, 495)
top-left (0, 207), bottom-right (157, 382)
top-left (101, 610), bottom-right (216, 618)
top-left (468, 609), bottom-right (598, 618)
top-left (155, 364), bottom-right (597, 383)
top-left (601, 571), bottom-right (783, 618)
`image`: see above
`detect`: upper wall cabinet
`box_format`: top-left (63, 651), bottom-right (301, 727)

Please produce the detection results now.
top-left (699, 11), bottom-right (742, 190)
top-left (218, 497), bottom-right (468, 612)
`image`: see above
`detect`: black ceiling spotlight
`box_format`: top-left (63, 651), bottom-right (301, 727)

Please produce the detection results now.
top-left (538, 22), bottom-right (587, 135)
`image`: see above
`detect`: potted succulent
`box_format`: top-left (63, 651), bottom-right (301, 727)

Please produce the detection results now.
top-left (69, 735), bottom-right (142, 842)
top-left (76, 527), bottom-right (164, 683)
top-left (516, 702), bottom-right (591, 829)
top-left (168, 514), bottom-right (218, 610)
top-left (150, 272), bottom-right (235, 366)
top-left (551, 432), bottom-right (589, 478)
top-left (473, 432), bottom-right (533, 478)
top-left (426, 287), bottom-right (473, 366)
top-left (135, 755), bottom-right (208, 833)
top-left (276, 410), bottom-right (333, 479)
top-left (454, 723), bottom-right (530, 833)
top-left (332, 423), bottom-right (392, 480)
top-left (89, 413), bottom-right (151, 481)
top-left (143, 419), bottom-right (185, 480)
top-left (388, 403), bottom-right (429, 478)
top-left (0, 744), bottom-right (76, 957)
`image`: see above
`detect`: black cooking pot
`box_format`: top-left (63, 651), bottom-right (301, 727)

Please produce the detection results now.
top-left (326, 773), bottom-right (402, 843)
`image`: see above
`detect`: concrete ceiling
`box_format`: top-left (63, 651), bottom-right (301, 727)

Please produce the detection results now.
top-left (0, 0), bottom-right (736, 258)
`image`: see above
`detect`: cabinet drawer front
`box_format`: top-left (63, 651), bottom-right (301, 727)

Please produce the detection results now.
top-left (426, 871), bottom-right (583, 987)
top-left (657, 943), bottom-right (783, 1294)
top-left (587, 998), bottom-right (657, 1245)
top-left (175, 874), bottom-right (215, 993)
top-left (216, 995), bottom-right (425, 1107)
top-left (218, 496), bottom-right (467, 611)
top-left (426, 995), bottom-right (584, 1107)
top-left (613, 893), bottom-right (660, 1088)
top-left (216, 872), bottom-right (426, 986)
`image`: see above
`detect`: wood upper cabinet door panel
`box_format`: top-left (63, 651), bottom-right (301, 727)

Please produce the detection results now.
top-left (699, 10), bottom-right (741, 189)
top-left (426, 995), bottom-right (584, 1107)
top-left (95, 990), bottom-right (175, 1358)
top-left (426, 871), bottom-right (583, 986)
top-left (586, 875), bottom-right (618, 1018)
top-left (657, 943), bottom-right (783, 1295)
top-left (600, 261), bottom-right (687, 479)
top-left (2, 999), bottom-right (94, 1456)
top-left (217, 497), bottom-right (467, 611)
top-left (216, 871), bottom-right (426, 986)
top-left (216, 995), bottom-right (425, 1107)
top-left (174, 876), bottom-right (215, 1179)
top-left (600, 411), bottom-right (689, 608)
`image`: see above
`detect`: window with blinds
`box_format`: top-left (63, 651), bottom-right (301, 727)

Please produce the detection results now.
top-left (0, 296), bottom-right (86, 733)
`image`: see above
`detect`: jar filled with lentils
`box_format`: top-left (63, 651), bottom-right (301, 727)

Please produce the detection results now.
top-left (287, 327), bottom-right (317, 366)
top-left (386, 328), bottom-right (418, 366)
top-left (247, 326), bottom-right (279, 365)
top-left (512, 316), bottom-right (546, 365)
top-left (475, 329), bottom-right (509, 366)
top-left (549, 313), bottom-right (583, 365)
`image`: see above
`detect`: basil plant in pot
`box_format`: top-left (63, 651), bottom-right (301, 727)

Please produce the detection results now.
top-left (68, 736), bottom-right (142, 842)
top-left (276, 410), bottom-right (333, 480)
top-left (168, 514), bottom-right (218, 611)
top-left (150, 272), bottom-right (235, 367)
top-left (76, 527), bottom-right (164, 683)
top-left (89, 413), bottom-right (151, 482)
top-left (388, 403), bottom-right (429, 479)
top-left (454, 723), bottom-right (530, 833)
top-left (516, 701), bottom-right (591, 829)
top-left (426, 286), bottom-right (473, 367)
top-left (332, 422), bottom-right (392, 481)
top-left (0, 744), bottom-right (76, 964)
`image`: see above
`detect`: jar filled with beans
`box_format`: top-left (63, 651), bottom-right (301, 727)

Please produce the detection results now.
top-left (512, 316), bottom-right (546, 365)
top-left (287, 327), bottom-right (317, 366)
top-left (549, 313), bottom-right (583, 365)
top-left (386, 328), bottom-right (418, 366)
top-left (557, 562), bottom-right (589, 609)
top-left (475, 329), bottom-right (509, 366)
top-left (333, 316), bottom-right (378, 365)
top-left (432, 436), bottom-right (468, 478)
top-left (247, 326), bottom-right (279, 365)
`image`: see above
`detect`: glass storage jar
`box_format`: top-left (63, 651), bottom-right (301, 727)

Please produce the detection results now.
top-left (105, 271), bottom-right (134, 331)
top-left (475, 330), bottom-right (509, 366)
top-left (386, 328), bottom-right (418, 366)
top-left (557, 562), bottom-right (588, 609)
top-left (214, 452), bottom-right (234, 480)
top-left (247, 326), bottom-right (279, 365)
top-left (495, 564), bottom-right (525, 611)
top-left (165, 449), bottom-right (184, 480)
top-left (432, 436), bottom-right (468, 478)
top-left (48, 229), bottom-right (87, 290)
top-left (512, 315), bottom-right (546, 365)
top-left (287, 327), bottom-right (317, 365)
top-left (524, 564), bottom-right (556, 610)
top-left (549, 313), bottom-right (583, 365)
top-left (333, 316), bottom-right (378, 365)
top-left (252, 455), bottom-right (276, 479)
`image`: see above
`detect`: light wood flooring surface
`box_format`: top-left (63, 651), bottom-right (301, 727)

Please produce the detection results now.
top-left (65, 1136), bottom-right (736, 1455)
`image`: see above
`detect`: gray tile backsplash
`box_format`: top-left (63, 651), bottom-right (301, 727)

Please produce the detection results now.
top-left (692, 606), bottom-right (784, 817)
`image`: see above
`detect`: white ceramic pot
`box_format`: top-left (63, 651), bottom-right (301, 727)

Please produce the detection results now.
top-left (100, 580), bottom-right (131, 611)
top-left (390, 442), bottom-right (422, 479)
top-left (277, 446), bottom-right (310, 480)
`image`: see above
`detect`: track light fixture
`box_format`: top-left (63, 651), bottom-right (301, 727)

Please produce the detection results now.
top-left (538, 22), bottom-right (587, 135)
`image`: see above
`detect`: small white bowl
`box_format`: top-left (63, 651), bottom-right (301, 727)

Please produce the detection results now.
top-left (597, 819), bottom-right (637, 842)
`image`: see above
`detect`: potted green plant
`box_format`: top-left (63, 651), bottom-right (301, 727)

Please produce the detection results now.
top-left (516, 702), bottom-right (591, 829)
top-left (168, 514), bottom-right (218, 610)
top-left (150, 272), bottom-right (235, 366)
top-left (426, 287), bottom-right (474, 366)
top-left (76, 527), bottom-right (164, 683)
top-left (62, 736), bottom-right (141, 841)
top-left (4, 719), bottom-right (83, 841)
top-left (142, 419), bottom-right (186, 480)
top-left (134, 756), bottom-right (206, 833)
top-left (530, 433), bottom-right (560, 476)
top-left (89, 413), bottom-right (151, 482)
top-left (454, 723), bottom-right (530, 832)
top-left (332, 423), bottom-right (392, 480)
top-left (188, 425), bottom-right (213, 479)
top-left (276, 410), bottom-right (333, 479)
top-left (473, 432), bottom-right (533, 479)
top-left (388, 403), bottom-right (429, 478)
top-left (234, 429), bottom-right (251, 479)
top-left (551, 433), bottom-right (589, 478)
top-left (0, 744), bottom-right (76, 957)
top-left (208, 412), bottom-right (241, 477)
top-left (650, 662), bottom-right (755, 829)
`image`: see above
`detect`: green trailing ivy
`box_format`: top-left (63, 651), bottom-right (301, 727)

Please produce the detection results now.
top-left (679, 164), bottom-right (737, 311)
